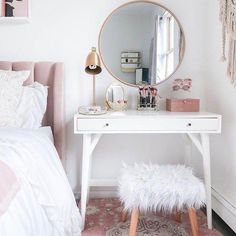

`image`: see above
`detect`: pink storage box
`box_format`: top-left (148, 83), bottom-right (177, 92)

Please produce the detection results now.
top-left (166, 98), bottom-right (200, 112)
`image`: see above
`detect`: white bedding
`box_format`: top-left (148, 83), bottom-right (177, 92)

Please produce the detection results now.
top-left (0, 128), bottom-right (81, 236)
top-left (37, 126), bottom-right (54, 143)
top-left (0, 80), bottom-right (47, 129)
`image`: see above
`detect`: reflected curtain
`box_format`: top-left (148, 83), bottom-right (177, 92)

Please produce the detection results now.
top-left (149, 16), bottom-right (158, 85)
top-left (149, 14), bottom-right (170, 84)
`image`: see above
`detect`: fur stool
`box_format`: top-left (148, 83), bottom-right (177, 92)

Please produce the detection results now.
top-left (118, 164), bottom-right (206, 236)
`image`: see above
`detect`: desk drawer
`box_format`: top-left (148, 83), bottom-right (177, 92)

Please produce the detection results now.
top-left (76, 118), bottom-right (220, 133)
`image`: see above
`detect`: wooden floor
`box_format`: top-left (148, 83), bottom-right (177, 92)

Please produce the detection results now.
top-left (212, 211), bottom-right (236, 236)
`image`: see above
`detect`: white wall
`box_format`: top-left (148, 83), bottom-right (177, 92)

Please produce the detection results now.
top-left (206, 1), bottom-right (236, 206)
top-left (204, 0), bottom-right (236, 229)
top-left (0, 0), bottom-right (207, 192)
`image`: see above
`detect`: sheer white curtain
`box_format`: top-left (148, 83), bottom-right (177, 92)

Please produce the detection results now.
top-left (149, 16), bottom-right (157, 84)
top-left (156, 15), bottom-right (168, 82)
top-left (149, 16), bottom-right (158, 84)
top-left (149, 13), bottom-right (174, 84)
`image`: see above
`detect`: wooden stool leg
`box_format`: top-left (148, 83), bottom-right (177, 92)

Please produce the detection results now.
top-left (188, 208), bottom-right (199, 236)
top-left (129, 208), bottom-right (140, 236)
top-left (175, 211), bottom-right (182, 223)
top-left (122, 210), bottom-right (128, 222)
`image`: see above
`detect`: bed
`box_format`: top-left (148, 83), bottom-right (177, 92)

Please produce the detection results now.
top-left (0, 62), bottom-right (81, 236)
top-left (0, 61), bottom-right (65, 162)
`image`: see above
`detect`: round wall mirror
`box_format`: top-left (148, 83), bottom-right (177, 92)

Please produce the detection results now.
top-left (99, 1), bottom-right (185, 87)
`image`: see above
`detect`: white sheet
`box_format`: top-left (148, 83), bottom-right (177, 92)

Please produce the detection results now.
top-left (37, 126), bottom-right (54, 143)
top-left (0, 128), bottom-right (81, 236)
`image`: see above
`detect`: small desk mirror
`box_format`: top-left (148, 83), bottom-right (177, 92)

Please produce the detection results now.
top-left (106, 83), bottom-right (128, 111)
top-left (99, 1), bottom-right (185, 87)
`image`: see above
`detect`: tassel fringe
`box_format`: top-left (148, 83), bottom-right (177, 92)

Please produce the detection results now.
top-left (220, 0), bottom-right (236, 84)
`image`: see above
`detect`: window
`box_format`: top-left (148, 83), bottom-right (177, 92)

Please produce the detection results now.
top-left (164, 13), bottom-right (175, 78)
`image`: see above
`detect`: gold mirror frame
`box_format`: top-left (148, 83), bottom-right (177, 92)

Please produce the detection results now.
top-left (99, 0), bottom-right (186, 88)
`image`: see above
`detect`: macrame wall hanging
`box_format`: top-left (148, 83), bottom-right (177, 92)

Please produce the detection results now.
top-left (220, 0), bottom-right (236, 86)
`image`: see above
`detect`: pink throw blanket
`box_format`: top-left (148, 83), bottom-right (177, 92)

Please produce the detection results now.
top-left (0, 160), bottom-right (20, 216)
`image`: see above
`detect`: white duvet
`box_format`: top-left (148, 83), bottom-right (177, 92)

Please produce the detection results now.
top-left (0, 128), bottom-right (81, 236)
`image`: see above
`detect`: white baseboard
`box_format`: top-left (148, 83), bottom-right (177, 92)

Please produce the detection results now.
top-left (212, 188), bottom-right (236, 232)
top-left (90, 179), bottom-right (118, 187)
top-left (89, 186), bottom-right (118, 198)
top-left (74, 179), bottom-right (118, 199)
top-left (75, 186), bottom-right (117, 200)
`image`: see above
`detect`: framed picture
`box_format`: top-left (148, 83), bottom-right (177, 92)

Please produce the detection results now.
top-left (0, 0), bottom-right (30, 19)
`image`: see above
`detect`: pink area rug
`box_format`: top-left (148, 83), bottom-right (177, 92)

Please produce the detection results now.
top-left (81, 198), bottom-right (222, 236)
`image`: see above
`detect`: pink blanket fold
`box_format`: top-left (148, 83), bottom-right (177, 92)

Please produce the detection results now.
top-left (0, 160), bottom-right (20, 216)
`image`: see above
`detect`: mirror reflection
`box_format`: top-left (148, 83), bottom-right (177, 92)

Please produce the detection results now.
top-left (106, 83), bottom-right (128, 111)
top-left (99, 2), bottom-right (185, 86)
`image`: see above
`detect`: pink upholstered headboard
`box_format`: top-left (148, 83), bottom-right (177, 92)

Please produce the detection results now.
top-left (0, 62), bottom-right (65, 162)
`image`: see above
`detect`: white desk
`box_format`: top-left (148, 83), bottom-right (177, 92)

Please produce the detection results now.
top-left (74, 110), bottom-right (222, 230)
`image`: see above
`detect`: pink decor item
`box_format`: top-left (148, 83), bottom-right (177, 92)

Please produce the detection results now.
top-left (1, 0), bottom-right (5, 16)
top-left (0, 160), bottom-right (20, 217)
top-left (0, 62), bottom-right (65, 163)
top-left (3, 0), bottom-right (28, 17)
top-left (172, 78), bottom-right (192, 91)
top-left (11, 0), bottom-right (28, 17)
top-left (166, 98), bottom-right (200, 112)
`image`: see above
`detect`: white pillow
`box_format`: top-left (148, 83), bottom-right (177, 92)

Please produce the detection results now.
top-left (0, 82), bottom-right (48, 129)
top-left (0, 85), bottom-right (24, 127)
top-left (0, 70), bottom-right (30, 117)
top-left (0, 70), bottom-right (30, 86)
top-left (17, 82), bottom-right (48, 129)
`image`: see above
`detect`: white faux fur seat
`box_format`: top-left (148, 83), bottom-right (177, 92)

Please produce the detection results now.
top-left (118, 164), bottom-right (206, 236)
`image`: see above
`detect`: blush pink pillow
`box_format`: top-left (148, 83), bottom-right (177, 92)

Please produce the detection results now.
top-left (0, 160), bottom-right (20, 216)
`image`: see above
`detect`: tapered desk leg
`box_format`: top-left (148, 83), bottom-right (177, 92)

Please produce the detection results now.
top-left (201, 133), bottom-right (212, 229)
top-left (81, 134), bottom-right (92, 230)
top-left (187, 133), bottom-right (213, 229)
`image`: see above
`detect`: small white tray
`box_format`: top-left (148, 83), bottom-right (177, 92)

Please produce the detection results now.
top-left (78, 106), bottom-right (107, 116)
